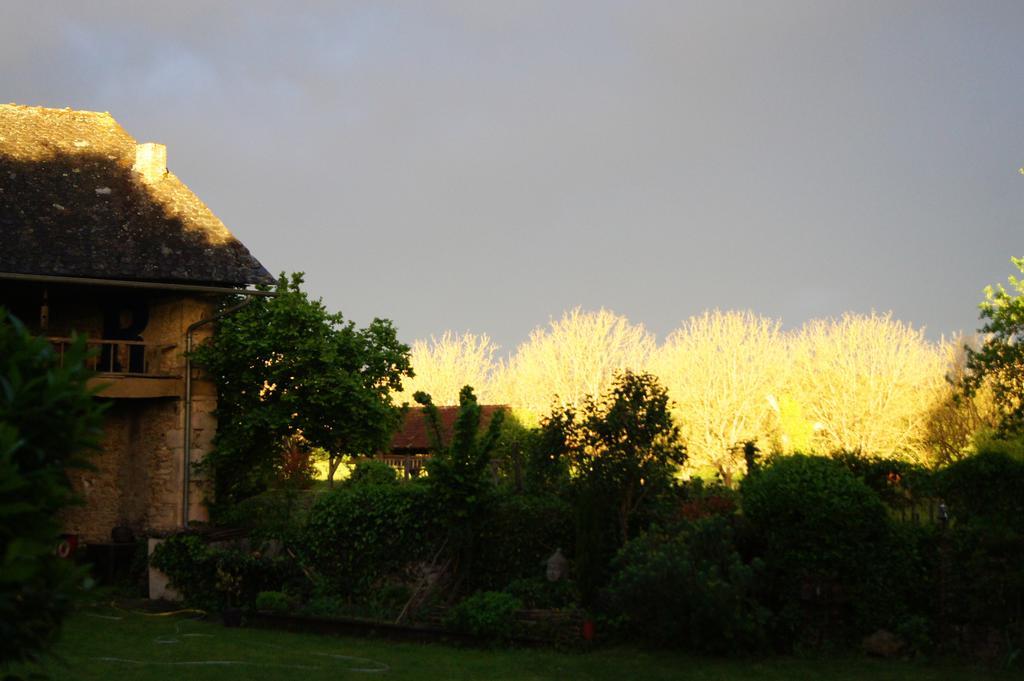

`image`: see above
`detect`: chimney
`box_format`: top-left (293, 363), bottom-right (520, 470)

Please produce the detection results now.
top-left (132, 142), bottom-right (167, 183)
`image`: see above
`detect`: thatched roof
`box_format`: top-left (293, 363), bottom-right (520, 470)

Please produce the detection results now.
top-left (0, 104), bottom-right (272, 286)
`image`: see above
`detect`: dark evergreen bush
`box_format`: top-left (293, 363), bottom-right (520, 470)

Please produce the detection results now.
top-left (469, 492), bottom-right (574, 592)
top-left (939, 449), bottom-right (1024, 531)
top-left (740, 455), bottom-right (909, 645)
top-left (603, 516), bottom-right (769, 654)
top-left (301, 482), bottom-right (440, 596)
top-left (938, 450), bottom-right (1024, 634)
top-left (0, 310), bottom-right (104, 669)
top-left (830, 451), bottom-right (938, 513)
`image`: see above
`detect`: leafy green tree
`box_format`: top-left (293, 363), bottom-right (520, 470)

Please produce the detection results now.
top-left (558, 371), bottom-right (686, 544)
top-left (542, 371), bottom-right (685, 603)
top-left (0, 309), bottom-right (104, 670)
top-left (192, 273), bottom-right (412, 504)
top-left (961, 257), bottom-right (1024, 435)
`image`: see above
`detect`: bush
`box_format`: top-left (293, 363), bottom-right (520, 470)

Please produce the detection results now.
top-left (469, 492), bottom-right (574, 593)
top-left (504, 577), bottom-right (577, 609)
top-left (830, 452), bottom-right (937, 513)
top-left (939, 449), bottom-right (1024, 532)
top-left (347, 459), bottom-right (399, 486)
top-left (444, 590), bottom-right (522, 641)
top-left (0, 311), bottom-right (104, 668)
top-left (603, 516), bottom-right (769, 654)
top-left (676, 477), bottom-right (739, 522)
top-left (215, 488), bottom-right (313, 542)
top-left (150, 534), bottom-right (300, 611)
top-left (740, 455), bottom-right (905, 644)
top-left (301, 482), bottom-right (439, 596)
top-left (938, 449), bottom-right (1024, 633)
top-left (255, 590), bottom-right (292, 613)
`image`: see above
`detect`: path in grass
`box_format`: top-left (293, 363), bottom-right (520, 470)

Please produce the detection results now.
top-left (9, 606), bottom-right (1016, 681)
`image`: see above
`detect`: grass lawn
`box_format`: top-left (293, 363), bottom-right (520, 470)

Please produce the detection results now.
top-left (8, 605), bottom-right (1015, 681)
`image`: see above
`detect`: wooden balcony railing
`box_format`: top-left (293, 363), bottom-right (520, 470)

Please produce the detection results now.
top-left (377, 454), bottom-right (429, 479)
top-left (48, 338), bottom-right (178, 378)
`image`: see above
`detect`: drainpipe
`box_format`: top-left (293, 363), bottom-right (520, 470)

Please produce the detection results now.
top-left (182, 294), bottom-right (272, 529)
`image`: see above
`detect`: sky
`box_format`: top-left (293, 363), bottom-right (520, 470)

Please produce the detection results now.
top-left (3, 1), bottom-right (1022, 352)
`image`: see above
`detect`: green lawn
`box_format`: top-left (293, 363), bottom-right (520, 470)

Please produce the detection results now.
top-left (8, 606), bottom-right (1014, 681)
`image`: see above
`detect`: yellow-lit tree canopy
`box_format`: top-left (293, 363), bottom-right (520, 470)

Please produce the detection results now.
top-left (495, 307), bottom-right (655, 421)
top-left (406, 307), bottom-right (963, 471)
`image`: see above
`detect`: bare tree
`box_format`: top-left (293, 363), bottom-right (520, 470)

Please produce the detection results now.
top-left (651, 310), bottom-right (787, 480)
top-left (496, 308), bottom-right (655, 421)
top-left (397, 331), bottom-right (499, 405)
top-left (789, 313), bottom-right (947, 462)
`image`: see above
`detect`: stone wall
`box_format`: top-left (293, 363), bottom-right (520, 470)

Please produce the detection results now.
top-left (61, 292), bottom-right (219, 543)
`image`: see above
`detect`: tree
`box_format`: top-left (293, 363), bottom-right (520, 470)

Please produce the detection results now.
top-left (789, 313), bottom-right (946, 462)
top-left (192, 273), bottom-right (412, 502)
top-left (923, 337), bottom-right (1001, 464)
top-left (0, 310), bottom-right (104, 668)
top-left (543, 371), bottom-right (685, 603)
top-left (415, 386), bottom-right (505, 587)
top-left (496, 308), bottom-right (655, 421)
top-left (398, 331), bottom-right (499, 405)
top-left (651, 310), bottom-right (786, 481)
top-left (961, 257), bottom-right (1024, 436)
top-left (551, 371), bottom-right (685, 544)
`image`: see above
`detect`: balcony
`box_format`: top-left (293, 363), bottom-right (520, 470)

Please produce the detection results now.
top-left (49, 338), bottom-right (182, 398)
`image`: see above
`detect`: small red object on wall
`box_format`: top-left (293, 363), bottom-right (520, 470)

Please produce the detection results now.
top-left (56, 533), bottom-right (78, 559)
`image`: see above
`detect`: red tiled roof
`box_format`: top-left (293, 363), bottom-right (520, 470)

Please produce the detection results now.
top-left (389, 405), bottom-right (506, 453)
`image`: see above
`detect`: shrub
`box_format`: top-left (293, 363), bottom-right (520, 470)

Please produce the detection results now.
top-left (0, 311), bottom-right (104, 668)
top-left (676, 477), bottom-right (739, 522)
top-left (939, 449), bottom-right (1024, 532)
top-left (150, 534), bottom-right (218, 609)
top-left (504, 577), bottom-right (577, 610)
top-left (255, 590), bottom-right (292, 613)
top-left (469, 492), bottom-right (574, 593)
top-left (740, 455), bottom-right (906, 644)
top-left (830, 452), bottom-right (937, 513)
top-left (444, 590), bottom-right (522, 641)
top-left (603, 516), bottom-right (769, 654)
top-left (216, 488), bottom-right (313, 543)
top-left (347, 459), bottom-right (399, 486)
top-left (301, 482), bottom-right (439, 595)
top-left (150, 534), bottom-right (300, 611)
top-left (938, 449), bottom-right (1024, 632)
top-left (742, 456), bottom-right (889, 578)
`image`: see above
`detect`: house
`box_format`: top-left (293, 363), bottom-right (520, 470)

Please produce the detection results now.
top-left (0, 104), bottom-right (273, 545)
top-left (379, 404), bottom-right (506, 476)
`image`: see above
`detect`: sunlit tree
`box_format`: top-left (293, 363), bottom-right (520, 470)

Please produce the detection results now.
top-left (496, 308), bottom-right (655, 420)
top-left (651, 310), bottom-right (787, 480)
top-left (959, 257), bottom-right (1024, 435)
top-left (789, 312), bottom-right (947, 462)
top-left (923, 336), bottom-right (1001, 465)
top-left (397, 331), bottom-right (499, 405)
